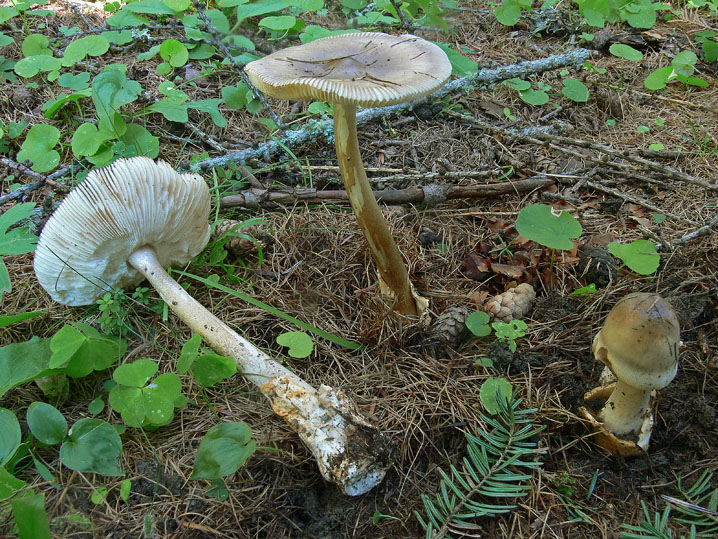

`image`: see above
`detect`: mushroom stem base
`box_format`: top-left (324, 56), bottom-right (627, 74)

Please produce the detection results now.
top-left (127, 246), bottom-right (389, 495)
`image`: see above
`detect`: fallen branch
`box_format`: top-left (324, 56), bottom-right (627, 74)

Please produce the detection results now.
top-left (0, 158), bottom-right (71, 207)
top-left (220, 176), bottom-right (554, 209)
top-left (188, 49), bottom-right (590, 173)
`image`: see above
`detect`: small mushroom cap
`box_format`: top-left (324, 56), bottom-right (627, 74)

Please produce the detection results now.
top-left (34, 157), bottom-right (210, 306)
top-left (592, 293), bottom-right (680, 391)
top-left (244, 32), bottom-right (452, 107)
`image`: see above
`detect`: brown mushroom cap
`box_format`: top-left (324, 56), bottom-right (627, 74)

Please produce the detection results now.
top-left (244, 32), bottom-right (452, 107)
top-left (592, 292), bottom-right (680, 391)
top-left (34, 157), bottom-right (210, 306)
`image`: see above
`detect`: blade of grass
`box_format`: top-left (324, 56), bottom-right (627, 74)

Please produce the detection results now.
top-left (174, 270), bottom-right (362, 350)
top-left (0, 311), bottom-right (47, 328)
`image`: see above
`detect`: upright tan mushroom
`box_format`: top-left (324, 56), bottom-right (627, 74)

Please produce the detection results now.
top-left (244, 32), bottom-right (452, 316)
top-left (580, 292), bottom-right (680, 456)
top-left (34, 157), bottom-right (388, 495)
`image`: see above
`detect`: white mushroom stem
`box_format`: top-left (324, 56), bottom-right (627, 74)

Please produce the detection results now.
top-left (334, 102), bottom-right (419, 316)
top-left (127, 245), bottom-right (387, 495)
top-left (598, 380), bottom-right (651, 437)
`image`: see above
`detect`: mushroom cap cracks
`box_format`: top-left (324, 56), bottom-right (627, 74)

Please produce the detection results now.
top-left (34, 157), bottom-right (210, 306)
top-left (592, 293), bottom-right (680, 391)
top-left (244, 32), bottom-right (452, 107)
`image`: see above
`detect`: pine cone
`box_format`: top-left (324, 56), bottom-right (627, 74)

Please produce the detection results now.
top-left (483, 283), bottom-right (536, 322)
top-left (213, 220), bottom-right (272, 257)
top-left (578, 246), bottom-right (617, 288)
top-left (428, 306), bottom-right (470, 348)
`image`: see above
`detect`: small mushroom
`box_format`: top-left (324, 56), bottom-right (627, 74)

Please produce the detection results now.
top-left (580, 292), bottom-right (680, 455)
top-left (244, 32), bottom-right (451, 316)
top-left (34, 157), bottom-right (388, 495)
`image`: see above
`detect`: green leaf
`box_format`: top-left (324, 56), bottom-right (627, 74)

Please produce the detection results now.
top-left (620, 0), bottom-right (656, 29)
top-left (519, 89), bottom-right (549, 106)
top-left (466, 311), bottom-right (491, 337)
top-left (644, 66), bottom-right (673, 90)
top-left (177, 333), bottom-right (201, 374)
top-left (479, 377), bottom-right (513, 415)
top-left (191, 422), bottom-right (256, 479)
top-left (0, 337), bottom-right (54, 399)
top-left (57, 71), bottom-right (90, 90)
top-left (187, 98), bottom-right (226, 128)
top-left (0, 310), bottom-right (45, 327)
top-left (236, 0), bottom-right (288, 24)
top-left (0, 33), bottom-right (13, 47)
top-left (125, 0), bottom-right (180, 14)
top-left (515, 204), bottom-right (583, 250)
top-left (121, 123), bottom-right (159, 158)
top-left (109, 385), bottom-right (145, 426)
top-left (60, 418), bottom-right (124, 476)
top-left (609, 240), bottom-right (660, 275)
top-left (22, 33), bottom-right (51, 56)
top-left (192, 354), bottom-right (237, 387)
top-left (503, 78), bottom-right (532, 92)
top-left (159, 38), bottom-right (188, 67)
top-left (561, 78), bottom-right (589, 102)
top-left (42, 89), bottom-right (92, 118)
top-left (147, 100), bottom-right (189, 122)
top-left (0, 6), bottom-right (19, 24)
top-left (702, 39), bottom-right (718, 63)
top-left (163, 0), bottom-right (191, 10)
top-left (120, 478), bottom-right (131, 502)
top-left (0, 202), bottom-right (37, 256)
top-left (49, 325), bottom-right (87, 369)
top-left (672, 50), bottom-right (697, 78)
top-left (63, 35), bottom-right (109, 66)
top-left (0, 408), bottom-right (21, 466)
top-left (26, 402), bottom-right (68, 445)
top-left (276, 331), bottom-right (314, 358)
top-left (64, 323), bottom-right (126, 378)
top-left (14, 54), bottom-right (62, 77)
top-left (494, 1), bottom-right (522, 26)
top-left (307, 101), bottom-right (331, 115)
top-left (88, 397), bottom-right (105, 415)
top-left (258, 14), bottom-right (296, 30)
top-left (92, 70), bottom-right (142, 133)
top-left (609, 43), bottom-right (643, 61)
top-left (17, 123), bottom-right (60, 172)
top-left (435, 42), bottom-right (478, 76)
top-left (11, 492), bottom-right (51, 539)
top-left (72, 123), bottom-right (104, 157)
top-left (221, 84), bottom-right (249, 110)
top-left (113, 359), bottom-right (158, 387)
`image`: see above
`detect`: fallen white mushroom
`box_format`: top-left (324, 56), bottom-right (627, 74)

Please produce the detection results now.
top-left (34, 157), bottom-right (387, 495)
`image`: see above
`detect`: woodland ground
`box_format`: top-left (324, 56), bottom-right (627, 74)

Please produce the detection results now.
top-left (1, 0), bottom-right (717, 538)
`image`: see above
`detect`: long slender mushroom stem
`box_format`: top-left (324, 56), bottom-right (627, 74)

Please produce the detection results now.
top-left (127, 245), bottom-right (387, 495)
top-left (333, 102), bottom-right (419, 316)
top-left (598, 380), bottom-right (650, 437)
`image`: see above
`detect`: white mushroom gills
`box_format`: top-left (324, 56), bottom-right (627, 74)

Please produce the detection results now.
top-left (34, 157), bottom-right (387, 495)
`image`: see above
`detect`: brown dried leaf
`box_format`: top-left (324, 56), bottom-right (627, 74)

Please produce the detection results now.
top-left (490, 262), bottom-right (525, 278)
top-left (465, 253), bottom-right (490, 280)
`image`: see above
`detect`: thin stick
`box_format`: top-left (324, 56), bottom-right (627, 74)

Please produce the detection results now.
top-left (220, 176), bottom-right (554, 209)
